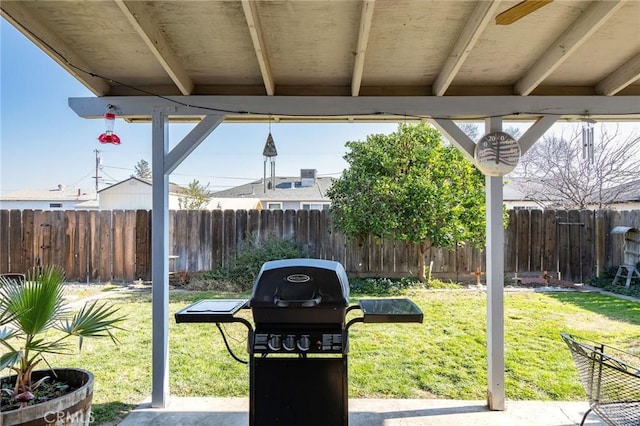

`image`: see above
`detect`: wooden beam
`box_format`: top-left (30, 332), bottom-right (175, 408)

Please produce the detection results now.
top-left (515, 0), bottom-right (624, 96)
top-left (433, 1), bottom-right (501, 96)
top-left (0, 2), bottom-right (109, 96)
top-left (69, 95), bottom-right (640, 121)
top-left (596, 51), bottom-right (640, 96)
top-left (164, 115), bottom-right (225, 174)
top-left (495, 0), bottom-right (552, 25)
top-left (430, 119), bottom-right (476, 162)
top-left (517, 114), bottom-right (558, 155)
top-left (115, 0), bottom-right (194, 96)
top-left (241, 0), bottom-right (275, 96)
top-left (351, 0), bottom-right (376, 97)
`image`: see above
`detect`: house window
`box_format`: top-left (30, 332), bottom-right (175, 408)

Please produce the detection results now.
top-left (301, 203), bottom-right (330, 211)
top-left (49, 203), bottom-right (63, 208)
top-left (267, 202), bottom-right (282, 210)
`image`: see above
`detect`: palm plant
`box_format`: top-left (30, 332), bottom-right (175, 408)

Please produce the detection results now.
top-left (0, 265), bottom-right (124, 408)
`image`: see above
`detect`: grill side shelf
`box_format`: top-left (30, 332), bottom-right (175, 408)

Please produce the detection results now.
top-left (358, 298), bottom-right (424, 324)
top-left (175, 299), bottom-right (249, 323)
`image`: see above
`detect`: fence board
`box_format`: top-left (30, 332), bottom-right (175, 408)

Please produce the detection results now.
top-left (0, 210), bottom-right (9, 273)
top-left (308, 210), bottom-right (321, 258)
top-left (77, 211), bottom-right (89, 283)
top-left (98, 211), bottom-right (111, 282)
top-left (283, 210), bottom-right (295, 240)
top-left (112, 211), bottom-right (125, 281)
top-left (173, 210), bottom-right (188, 272)
top-left (187, 210), bottom-right (200, 270)
top-left (542, 210), bottom-right (557, 273)
top-left (135, 210), bottom-right (150, 280)
top-left (259, 209), bottom-right (271, 240)
top-left (223, 210), bottom-right (236, 262)
top-left (296, 209), bottom-right (309, 254)
top-left (21, 210), bottom-right (35, 271)
top-left (236, 210), bottom-right (248, 250)
top-left (50, 211), bottom-right (66, 269)
top-left (607, 210), bottom-right (622, 267)
top-left (529, 209), bottom-right (543, 272)
top-left (504, 210), bottom-right (517, 273)
top-left (124, 210), bottom-right (136, 281)
top-left (211, 209), bottom-right (224, 268)
top-left (582, 210), bottom-right (595, 283)
top-left (248, 209), bottom-right (260, 240)
top-left (9, 210), bottom-right (24, 273)
top-left (64, 211), bottom-right (78, 281)
top-left (516, 209), bottom-right (531, 272)
top-left (556, 210), bottom-right (569, 281)
top-left (198, 210), bottom-right (212, 272)
top-left (88, 211), bottom-right (100, 281)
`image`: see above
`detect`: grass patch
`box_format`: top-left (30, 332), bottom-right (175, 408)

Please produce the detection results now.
top-left (26, 288), bottom-right (640, 425)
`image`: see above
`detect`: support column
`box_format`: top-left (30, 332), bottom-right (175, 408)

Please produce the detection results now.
top-left (149, 113), bottom-right (225, 408)
top-left (151, 109), bottom-right (170, 408)
top-left (485, 117), bottom-right (505, 411)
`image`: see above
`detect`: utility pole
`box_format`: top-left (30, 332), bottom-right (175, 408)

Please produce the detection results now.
top-left (94, 149), bottom-right (101, 197)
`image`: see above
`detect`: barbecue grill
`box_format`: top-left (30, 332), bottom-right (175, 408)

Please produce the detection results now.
top-left (175, 258), bottom-right (423, 426)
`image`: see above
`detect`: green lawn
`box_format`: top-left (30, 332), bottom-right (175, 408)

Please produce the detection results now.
top-left (40, 288), bottom-right (640, 425)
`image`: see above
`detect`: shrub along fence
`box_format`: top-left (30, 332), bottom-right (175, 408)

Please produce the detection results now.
top-left (0, 209), bottom-right (638, 284)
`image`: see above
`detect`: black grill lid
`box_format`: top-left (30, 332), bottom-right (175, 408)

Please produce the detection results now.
top-left (249, 259), bottom-right (349, 308)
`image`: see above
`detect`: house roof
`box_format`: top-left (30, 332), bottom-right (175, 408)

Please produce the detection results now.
top-left (0, 186), bottom-right (96, 201)
top-left (212, 176), bottom-right (334, 202)
top-left (2, 1), bottom-right (638, 123)
top-left (604, 179), bottom-right (640, 202)
top-left (98, 176), bottom-right (185, 195)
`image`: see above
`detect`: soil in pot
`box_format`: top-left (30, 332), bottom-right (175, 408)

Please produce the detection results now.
top-left (1, 368), bottom-right (93, 425)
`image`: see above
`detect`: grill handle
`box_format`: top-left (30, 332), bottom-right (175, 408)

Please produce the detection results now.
top-left (274, 296), bottom-right (322, 307)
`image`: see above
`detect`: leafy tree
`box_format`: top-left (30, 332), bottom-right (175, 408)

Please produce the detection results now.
top-left (178, 179), bottom-right (212, 210)
top-left (327, 123), bottom-right (486, 282)
top-left (511, 124), bottom-right (640, 209)
top-left (134, 159), bottom-right (151, 179)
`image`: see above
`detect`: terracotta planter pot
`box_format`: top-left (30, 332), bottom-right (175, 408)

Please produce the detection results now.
top-left (1, 368), bottom-right (94, 426)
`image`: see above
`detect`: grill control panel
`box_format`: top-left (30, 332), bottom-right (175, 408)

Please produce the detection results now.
top-left (253, 329), bottom-right (346, 354)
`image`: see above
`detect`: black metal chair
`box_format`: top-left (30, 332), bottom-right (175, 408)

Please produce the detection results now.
top-left (0, 273), bottom-right (25, 285)
top-left (561, 332), bottom-right (640, 426)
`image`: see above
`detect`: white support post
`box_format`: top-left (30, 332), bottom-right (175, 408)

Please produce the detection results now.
top-left (151, 109), bottom-right (170, 408)
top-left (485, 117), bottom-right (505, 411)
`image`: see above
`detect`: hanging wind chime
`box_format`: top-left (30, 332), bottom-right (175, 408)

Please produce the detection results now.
top-left (582, 118), bottom-right (595, 163)
top-left (262, 117), bottom-right (278, 193)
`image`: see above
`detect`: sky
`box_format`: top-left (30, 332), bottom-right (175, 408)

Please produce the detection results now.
top-left (1, 18), bottom-right (638, 197)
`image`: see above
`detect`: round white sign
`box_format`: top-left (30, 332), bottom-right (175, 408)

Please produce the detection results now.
top-left (474, 131), bottom-right (520, 176)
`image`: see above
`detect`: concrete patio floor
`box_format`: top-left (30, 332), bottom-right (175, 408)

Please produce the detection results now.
top-left (117, 397), bottom-right (605, 425)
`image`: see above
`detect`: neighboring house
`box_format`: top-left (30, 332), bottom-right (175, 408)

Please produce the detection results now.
top-left (0, 185), bottom-right (98, 210)
top-left (212, 169), bottom-right (334, 211)
top-left (503, 177), bottom-right (640, 210)
top-left (503, 180), bottom-right (549, 210)
top-left (98, 176), bottom-right (185, 210)
top-left (598, 179), bottom-right (640, 210)
top-left (206, 198), bottom-right (263, 210)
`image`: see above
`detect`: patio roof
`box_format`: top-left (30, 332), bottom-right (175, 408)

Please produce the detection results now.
top-left (1, 0), bottom-right (639, 122)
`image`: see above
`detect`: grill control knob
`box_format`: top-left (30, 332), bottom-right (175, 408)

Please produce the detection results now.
top-left (268, 335), bottom-right (281, 351)
top-left (283, 335), bottom-right (296, 351)
top-left (297, 335), bottom-right (310, 351)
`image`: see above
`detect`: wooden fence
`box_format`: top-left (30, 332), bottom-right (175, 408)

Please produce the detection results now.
top-left (1, 209), bottom-right (639, 283)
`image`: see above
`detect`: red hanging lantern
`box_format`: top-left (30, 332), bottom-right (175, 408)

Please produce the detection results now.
top-left (98, 107), bottom-right (121, 145)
